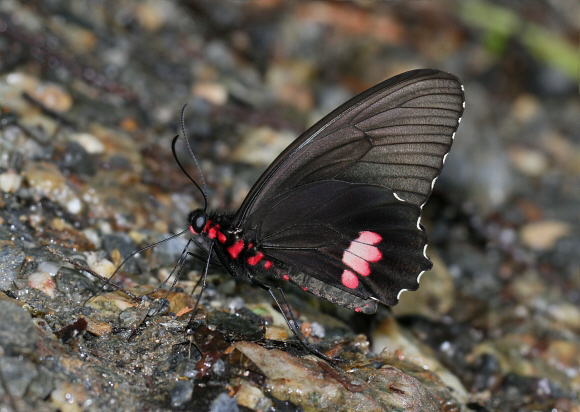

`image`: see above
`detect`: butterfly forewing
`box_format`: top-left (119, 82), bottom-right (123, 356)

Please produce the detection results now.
top-left (233, 69), bottom-right (464, 229)
top-left (214, 69), bottom-right (464, 312)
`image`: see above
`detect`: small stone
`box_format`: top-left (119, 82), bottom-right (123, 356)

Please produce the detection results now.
top-left (235, 381), bottom-right (266, 409)
top-left (28, 271), bottom-right (56, 298)
top-left (0, 169), bottom-right (23, 192)
top-left (192, 82), bottom-right (228, 105)
top-left (0, 357), bottom-right (38, 397)
top-left (24, 161), bottom-right (84, 215)
top-left (0, 301), bottom-right (38, 355)
top-left (84, 317), bottom-right (112, 336)
top-left (547, 302), bottom-right (580, 330)
top-left (51, 382), bottom-right (93, 412)
top-left (170, 379), bottom-right (194, 407)
top-left (29, 83), bottom-right (73, 112)
top-left (231, 126), bottom-right (295, 167)
top-left (520, 220), bottom-right (572, 250)
top-left (0, 241), bottom-right (26, 290)
top-left (509, 146), bottom-right (549, 177)
top-left (84, 252), bottom-right (116, 279)
top-left (209, 392), bottom-right (239, 412)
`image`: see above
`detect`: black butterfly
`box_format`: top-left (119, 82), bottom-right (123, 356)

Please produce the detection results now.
top-left (94, 69), bottom-right (464, 358)
top-left (180, 69), bottom-right (464, 320)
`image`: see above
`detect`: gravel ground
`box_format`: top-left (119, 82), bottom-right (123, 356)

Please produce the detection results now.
top-left (0, 1), bottom-right (579, 411)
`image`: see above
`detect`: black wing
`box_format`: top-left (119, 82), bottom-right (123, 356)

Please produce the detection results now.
top-left (232, 69), bottom-right (465, 228)
top-left (242, 180), bottom-right (429, 312)
top-left (235, 69), bottom-right (464, 310)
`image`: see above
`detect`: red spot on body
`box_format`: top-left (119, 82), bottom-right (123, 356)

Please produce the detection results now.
top-left (302, 286), bottom-right (308, 291)
top-left (228, 240), bottom-right (244, 259)
top-left (264, 261), bottom-right (272, 270)
top-left (208, 224), bottom-right (220, 239)
top-left (282, 274), bottom-right (289, 281)
top-left (355, 308), bottom-right (361, 313)
top-left (217, 232), bottom-right (227, 243)
top-left (247, 252), bottom-right (264, 266)
top-left (341, 270), bottom-right (359, 289)
top-left (248, 243), bottom-right (253, 249)
top-left (203, 221), bottom-right (211, 232)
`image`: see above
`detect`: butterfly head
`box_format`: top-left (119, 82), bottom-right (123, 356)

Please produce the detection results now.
top-left (188, 209), bottom-right (208, 235)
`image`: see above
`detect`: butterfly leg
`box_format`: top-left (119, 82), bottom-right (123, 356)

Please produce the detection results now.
top-left (249, 278), bottom-right (339, 364)
top-left (185, 240), bottom-right (214, 333)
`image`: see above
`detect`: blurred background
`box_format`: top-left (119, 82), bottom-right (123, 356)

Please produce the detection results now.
top-left (0, 1), bottom-right (579, 411)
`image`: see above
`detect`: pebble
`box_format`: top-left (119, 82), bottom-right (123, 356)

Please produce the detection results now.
top-left (519, 220), bottom-right (572, 250)
top-left (28, 271), bottom-right (56, 298)
top-left (192, 82), bottom-right (228, 105)
top-left (546, 302), bottom-right (580, 331)
top-left (50, 382), bottom-right (93, 412)
top-left (0, 169), bottom-right (23, 192)
top-left (84, 252), bottom-right (116, 279)
top-left (24, 161), bottom-right (84, 215)
top-left (0, 357), bottom-right (38, 397)
top-left (68, 132), bottom-right (105, 155)
top-left (0, 300), bottom-right (39, 355)
top-left (0, 241), bottom-right (26, 289)
top-left (231, 126), bottom-right (296, 166)
top-left (235, 381), bottom-right (267, 409)
top-left (170, 379), bottom-right (194, 407)
top-left (509, 146), bottom-right (549, 177)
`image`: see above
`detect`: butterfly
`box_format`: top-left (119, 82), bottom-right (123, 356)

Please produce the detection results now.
top-left (177, 69), bottom-right (464, 324)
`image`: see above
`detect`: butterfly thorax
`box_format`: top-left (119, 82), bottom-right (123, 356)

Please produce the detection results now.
top-left (188, 209), bottom-right (277, 280)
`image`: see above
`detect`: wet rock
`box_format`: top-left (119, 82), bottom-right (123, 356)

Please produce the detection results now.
top-left (24, 161), bottom-right (84, 215)
top-left (55, 267), bottom-right (97, 304)
top-left (170, 379), bottom-right (194, 407)
top-left (60, 141), bottom-right (97, 177)
top-left (0, 240), bottom-right (26, 289)
top-left (0, 300), bottom-right (39, 355)
top-left (26, 366), bottom-right (56, 402)
top-left (50, 382), bottom-right (93, 412)
top-left (67, 132), bottom-right (105, 155)
top-left (0, 357), bottom-right (38, 397)
top-left (209, 392), bottom-right (239, 412)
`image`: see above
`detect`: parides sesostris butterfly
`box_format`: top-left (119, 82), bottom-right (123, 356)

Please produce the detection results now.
top-left (182, 69), bottom-right (464, 319)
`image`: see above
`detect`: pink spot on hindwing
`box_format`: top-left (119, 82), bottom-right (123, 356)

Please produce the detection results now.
top-left (228, 240), bottom-right (244, 259)
top-left (343, 252), bottom-right (370, 276)
top-left (263, 261), bottom-right (273, 270)
top-left (282, 274), bottom-right (289, 281)
top-left (341, 231), bottom-right (382, 286)
top-left (357, 231), bottom-right (382, 245)
top-left (347, 242), bottom-right (381, 262)
top-left (341, 270), bottom-right (359, 289)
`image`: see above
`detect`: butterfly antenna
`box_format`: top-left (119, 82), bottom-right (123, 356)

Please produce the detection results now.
top-left (178, 104), bottom-right (208, 211)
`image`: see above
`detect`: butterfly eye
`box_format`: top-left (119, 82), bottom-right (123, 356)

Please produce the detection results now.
top-left (188, 210), bottom-right (207, 234)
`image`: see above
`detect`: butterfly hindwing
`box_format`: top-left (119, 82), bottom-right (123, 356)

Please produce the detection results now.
top-left (245, 180), bottom-right (430, 310)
